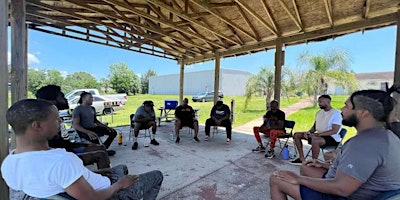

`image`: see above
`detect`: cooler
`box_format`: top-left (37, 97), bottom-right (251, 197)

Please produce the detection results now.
top-left (164, 100), bottom-right (178, 109)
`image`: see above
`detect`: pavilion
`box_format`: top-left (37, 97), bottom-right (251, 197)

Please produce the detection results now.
top-left (1, 0), bottom-right (399, 198)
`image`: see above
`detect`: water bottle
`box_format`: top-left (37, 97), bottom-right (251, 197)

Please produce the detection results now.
top-left (118, 132), bottom-right (123, 145)
top-left (282, 145), bottom-right (290, 160)
top-left (170, 133), bottom-right (174, 141)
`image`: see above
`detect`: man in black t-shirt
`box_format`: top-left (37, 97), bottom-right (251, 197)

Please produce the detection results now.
top-left (252, 100), bottom-right (285, 158)
top-left (174, 98), bottom-right (199, 143)
top-left (205, 100), bottom-right (232, 144)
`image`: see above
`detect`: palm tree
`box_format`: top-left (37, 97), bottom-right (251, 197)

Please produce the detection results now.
top-left (244, 67), bottom-right (295, 110)
top-left (298, 48), bottom-right (358, 106)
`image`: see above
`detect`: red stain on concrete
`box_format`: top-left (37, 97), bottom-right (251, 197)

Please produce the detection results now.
top-left (198, 184), bottom-right (222, 200)
top-left (148, 149), bottom-right (163, 159)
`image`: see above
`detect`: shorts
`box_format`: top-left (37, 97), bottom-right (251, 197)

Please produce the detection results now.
top-left (180, 120), bottom-right (197, 129)
top-left (308, 136), bottom-right (339, 148)
top-left (300, 185), bottom-right (348, 200)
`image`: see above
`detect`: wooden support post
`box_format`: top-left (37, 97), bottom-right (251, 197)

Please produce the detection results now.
top-left (274, 42), bottom-right (283, 102)
top-left (11, 0), bottom-right (27, 104)
top-left (179, 60), bottom-right (184, 105)
top-left (394, 12), bottom-right (400, 118)
top-left (0, 0), bottom-right (9, 199)
top-left (214, 52), bottom-right (220, 104)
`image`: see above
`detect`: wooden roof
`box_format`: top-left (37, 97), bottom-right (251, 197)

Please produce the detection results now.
top-left (355, 71), bottom-right (394, 80)
top-left (20, 0), bottom-right (399, 64)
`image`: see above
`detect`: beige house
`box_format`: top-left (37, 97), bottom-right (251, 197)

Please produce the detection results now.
top-left (355, 71), bottom-right (394, 91)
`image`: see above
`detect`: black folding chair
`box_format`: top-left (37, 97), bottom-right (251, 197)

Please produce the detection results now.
top-left (277, 120), bottom-right (296, 154)
top-left (305, 128), bottom-right (347, 159)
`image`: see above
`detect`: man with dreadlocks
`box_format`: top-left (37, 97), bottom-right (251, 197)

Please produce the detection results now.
top-left (269, 88), bottom-right (400, 200)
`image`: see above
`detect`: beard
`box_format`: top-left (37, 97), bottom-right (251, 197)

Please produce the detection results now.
top-left (342, 114), bottom-right (359, 127)
top-left (57, 102), bottom-right (69, 110)
top-left (319, 105), bottom-right (326, 109)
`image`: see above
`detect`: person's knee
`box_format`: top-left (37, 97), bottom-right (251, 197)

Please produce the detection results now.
top-left (293, 132), bottom-right (303, 139)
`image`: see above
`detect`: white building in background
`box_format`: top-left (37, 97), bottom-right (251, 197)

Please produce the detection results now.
top-left (355, 71), bottom-right (393, 91)
top-left (149, 69), bottom-right (252, 95)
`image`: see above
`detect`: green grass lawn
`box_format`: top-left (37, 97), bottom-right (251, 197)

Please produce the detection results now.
top-left (105, 95), bottom-right (303, 128)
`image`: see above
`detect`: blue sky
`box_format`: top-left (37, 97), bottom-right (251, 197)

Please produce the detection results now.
top-left (8, 25), bottom-right (397, 80)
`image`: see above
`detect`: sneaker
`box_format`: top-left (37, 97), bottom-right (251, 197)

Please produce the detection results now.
top-left (226, 138), bottom-right (231, 145)
top-left (204, 135), bottom-right (209, 141)
top-left (107, 150), bottom-right (116, 156)
top-left (289, 158), bottom-right (303, 165)
top-left (252, 145), bottom-right (266, 152)
top-left (131, 142), bottom-right (138, 150)
top-left (175, 137), bottom-right (180, 143)
top-left (193, 136), bottom-right (200, 142)
top-left (150, 139), bottom-right (159, 145)
top-left (265, 149), bottom-right (275, 159)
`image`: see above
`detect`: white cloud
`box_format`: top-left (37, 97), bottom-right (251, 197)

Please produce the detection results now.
top-left (60, 70), bottom-right (68, 77)
top-left (7, 51), bottom-right (40, 65)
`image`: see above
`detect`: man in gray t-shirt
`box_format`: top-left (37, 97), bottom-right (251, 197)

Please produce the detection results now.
top-left (269, 89), bottom-right (400, 200)
top-left (131, 100), bottom-right (158, 150)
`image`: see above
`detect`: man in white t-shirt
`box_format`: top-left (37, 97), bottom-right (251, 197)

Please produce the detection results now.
top-left (290, 95), bottom-right (342, 165)
top-left (1, 99), bottom-right (163, 199)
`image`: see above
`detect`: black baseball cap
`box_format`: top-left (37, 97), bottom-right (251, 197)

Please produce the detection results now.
top-left (143, 100), bottom-right (154, 106)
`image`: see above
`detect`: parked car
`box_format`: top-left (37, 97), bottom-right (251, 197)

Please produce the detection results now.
top-left (67, 95), bottom-right (123, 115)
top-left (192, 91), bottom-right (224, 102)
top-left (64, 88), bottom-right (128, 105)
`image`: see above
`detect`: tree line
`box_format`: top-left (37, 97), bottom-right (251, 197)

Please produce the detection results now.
top-left (27, 62), bottom-right (157, 95)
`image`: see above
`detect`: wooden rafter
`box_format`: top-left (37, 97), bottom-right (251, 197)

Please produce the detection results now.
top-left (189, 0), bottom-right (258, 41)
top-left (145, 0), bottom-right (239, 45)
top-left (27, 1), bottom-right (201, 55)
top-left (278, 0), bottom-right (302, 31)
top-left (363, 0), bottom-right (371, 19)
top-left (235, 0), bottom-right (278, 36)
top-left (261, 0), bottom-right (279, 35)
top-left (291, 0), bottom-right (302, 29)
top-left (323, 0), bottom-right (333, 26)
top-left (235, 1), bottom-right (259, 40)
top-left (57, 0), bottom-right (212, 52)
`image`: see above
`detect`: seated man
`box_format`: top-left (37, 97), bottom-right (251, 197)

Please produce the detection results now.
top-left (132, 100), bottom-right (159, 150)
top-left (252, 100), bottom-right (285, 158)
top-left (72, 92), bottom-right (117, 152)
top-left (174, 98), bottom-right (200, 143)
top-left (205, 100), bottom-right (232, 144)
top-left (290, 95), bottom-right (342, 165)
top-left (1, 99), bottom-right (163, 199)
top-left (269, 89), bottom-right (400, 200)
top-left (36, 85), bottom-right (111, 169)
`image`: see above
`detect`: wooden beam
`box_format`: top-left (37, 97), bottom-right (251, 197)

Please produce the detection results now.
top-left (394, 13), bottom-right (400, 118)
top-left (291, 0), bottom-right (303, 28)
top-left (145, 0), bottom-right (240, 45)
top-left (278, 0), bottom-right (302, 31)
top-left (323, 0), bottom-right (333, 26)
top-left (101, 0), bottom-right (226, 49)
top-left (0, 0), bottom-right (9, 198)
top-left (179, 60), bottom-right (184, 105)
top-left (185, 13), bottom-right (397, 64)
top-left (363, 0), bottom-right (371, 19)
top-left (261, 0), bottom-right (279, 35)
top-left (28, 0), bottom-right (211, 52)
top-left (11, 0), bottom-right (27, 104)
top-left (235, 2), bottom-right (260, 40)
top-left (189, 0), bottom-right (258, 41)
top-left (214, 52), bottom-right (220, 104)
top-left (235, 0), bottom-right (279, 36)
top-left (274, 42), bottom-right (283, 102)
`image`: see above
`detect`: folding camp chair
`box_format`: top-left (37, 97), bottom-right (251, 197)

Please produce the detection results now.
top-left (277, 120), bottom-right (296, 155)
top-left (305, 128), bottom-right (347, 159)
top-left (128, 114), bottom-right (150, 141)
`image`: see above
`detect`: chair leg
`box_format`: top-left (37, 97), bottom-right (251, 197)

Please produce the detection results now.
top-left (212, 126), bottom-right (218, 138)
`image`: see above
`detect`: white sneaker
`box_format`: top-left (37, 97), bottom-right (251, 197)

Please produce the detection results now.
top-left (226, 138), bottom-right (231, 145)
top-left (204, 136), bottom-right (209, 141)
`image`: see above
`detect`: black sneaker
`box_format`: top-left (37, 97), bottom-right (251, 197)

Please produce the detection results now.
top-left (175, 137), bottom-right (180, 143)
top-left (107, 150), bottom-right (116, 156)
top-left (265, 149), bottom-right (275, 159)
top-left (193, 136), bottom-right (200, 142)
top-left (289, 158), bottom-right (303, 165)
top-left (150, 139), bottom-right (159, 145)
top-left (132, 142), bottom-right (138, 150)
top-left (252, 145), bottom-right (266, 152)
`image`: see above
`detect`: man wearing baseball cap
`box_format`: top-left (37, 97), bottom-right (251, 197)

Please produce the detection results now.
top-left (131, 100), bottom-right (159, 150)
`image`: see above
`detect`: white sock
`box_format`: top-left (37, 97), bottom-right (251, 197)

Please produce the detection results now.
top-left (151, 134), bottom-right (156, 140)
top-left (134, 137), bottom-right (137, 142)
